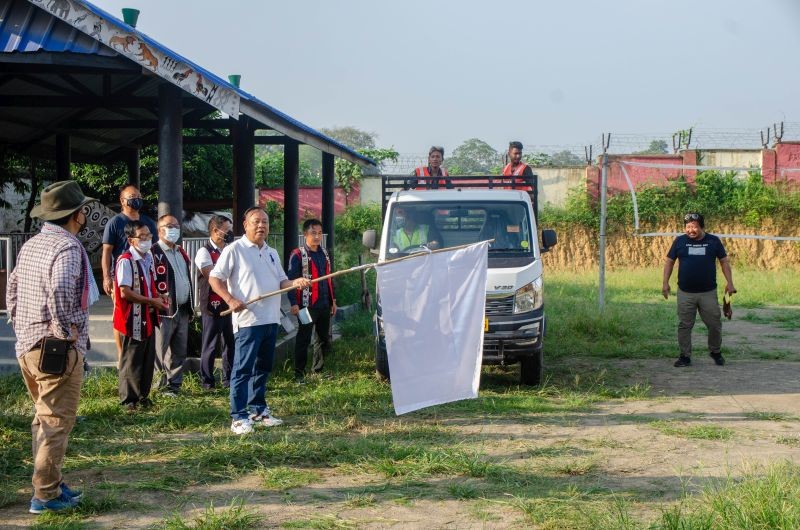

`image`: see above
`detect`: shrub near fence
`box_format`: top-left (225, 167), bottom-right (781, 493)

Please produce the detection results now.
top-left (536, 171), bottom-right (800, 270)
top-left (332, 204), bottom-right (382, 307)
top-left (542, 220), bottom-right (800, 271)
top-left (541, 171), bottom-right (800, 231)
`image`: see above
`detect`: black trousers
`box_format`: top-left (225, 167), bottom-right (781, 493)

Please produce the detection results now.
top-left (118, 334), bottom-right (156, 405)
top-left (293, 307), bottom-right (333, 378)
top-left (199, 313), bottom-right (235, 388)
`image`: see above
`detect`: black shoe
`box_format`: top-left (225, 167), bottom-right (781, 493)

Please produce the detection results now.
top-left (140, 398), bottom-right (153, 409)
top-left (295, 376), bottom-right (307, 385)
top-left (710, 353), bottom-right (725, 366)
top-left (674, 355), bottom-right (692, 367)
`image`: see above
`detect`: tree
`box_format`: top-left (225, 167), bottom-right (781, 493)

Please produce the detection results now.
top-left (635, 140), bottom-right (669, 155)
top-left (319, 126), bottom-right (377, 151)
top-left (255, 147), bottom-right (318, 188)
top-left (549, 150), bottom-right (584, 166)
top-left (335, 147), bottom-right (399, 204)
top-left (447, 138), bottom-right (499, 174)
top-left (523, 152), bottom-right (554, 167)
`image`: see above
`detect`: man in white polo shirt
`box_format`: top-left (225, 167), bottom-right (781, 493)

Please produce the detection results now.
top-left (209, 207), bottom-right (310, 435)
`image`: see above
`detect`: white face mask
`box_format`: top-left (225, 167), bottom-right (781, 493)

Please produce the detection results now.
top-left (164, 227), bottom-right (181, 243)
top-left (137, 240), bottom-right (152, 253)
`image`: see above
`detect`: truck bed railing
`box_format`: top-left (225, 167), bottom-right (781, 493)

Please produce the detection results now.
top-left (380, 174), bottom-right (539, 218)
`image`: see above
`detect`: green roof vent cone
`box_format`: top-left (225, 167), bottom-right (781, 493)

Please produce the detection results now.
top-left (121, 8), bottom-right (140, 28)
top-left (228, 75), bottom-right (241, 88)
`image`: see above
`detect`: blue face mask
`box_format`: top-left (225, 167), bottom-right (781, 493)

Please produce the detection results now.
top-left (127, 197), bottom-right (143, 211)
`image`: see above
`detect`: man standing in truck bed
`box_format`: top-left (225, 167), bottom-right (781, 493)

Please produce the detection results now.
top-left (502, 141), bottom-right (534, 190)
top-left (410, 146), bottom-right (452, 189)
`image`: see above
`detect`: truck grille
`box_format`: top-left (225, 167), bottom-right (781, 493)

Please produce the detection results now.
top-left (485, 294), bottom-right (514, 316)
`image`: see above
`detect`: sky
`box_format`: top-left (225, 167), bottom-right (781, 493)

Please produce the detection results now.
top-left (91, 0), bottom-right (800, 155)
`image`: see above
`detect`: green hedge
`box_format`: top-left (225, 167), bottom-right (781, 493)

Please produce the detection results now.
top-left (539, 171), bottom-right (800, 231)
top-left (332, 204), bottom-right (382, 306)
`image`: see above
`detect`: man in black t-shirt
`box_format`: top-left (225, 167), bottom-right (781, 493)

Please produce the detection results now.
top-left (662, 213), bottom-right (736, 367)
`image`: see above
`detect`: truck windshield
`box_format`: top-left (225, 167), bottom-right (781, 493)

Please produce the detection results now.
top-left (386, 201), bottom-right (534, 257)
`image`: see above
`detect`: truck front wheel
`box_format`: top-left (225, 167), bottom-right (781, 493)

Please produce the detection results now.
top-left (375, 337), bottom-right (390, 381)
top-left (520, 347), bottom-right (543, 386)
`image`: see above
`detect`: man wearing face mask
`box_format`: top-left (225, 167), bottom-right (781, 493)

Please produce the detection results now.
top-left (8, 181), bottom-right (98, 513)
top-left (113, 221), bottom-right (169, 412)
top-left (194, 215), bottom-right (236, 390)
top-left (102, 185), bottom-right (158, 362)
top-left (151, 214), bottom-right (193, 396)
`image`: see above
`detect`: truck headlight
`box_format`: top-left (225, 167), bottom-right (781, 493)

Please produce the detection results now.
top-left (514, 277), bottom-right (543, 313)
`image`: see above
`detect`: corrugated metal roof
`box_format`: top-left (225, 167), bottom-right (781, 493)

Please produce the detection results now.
top-left (0, 0), bottom-right (109, 54)
top-left (1, 0), bottom-right (374, 165)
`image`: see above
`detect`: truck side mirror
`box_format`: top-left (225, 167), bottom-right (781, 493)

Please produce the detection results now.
top-left (362, 229), bottom-right (376, 249)
top-left (541, 229), bottom-right (557, 253)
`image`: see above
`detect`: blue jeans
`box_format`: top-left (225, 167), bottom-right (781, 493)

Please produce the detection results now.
top-left (230, 324), bottom-right (278, 420)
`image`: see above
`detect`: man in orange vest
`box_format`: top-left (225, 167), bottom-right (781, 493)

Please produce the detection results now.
top-left (502, 141), bottom-right (534, 187)
top-left (411, 146), bottom-right (452, 189)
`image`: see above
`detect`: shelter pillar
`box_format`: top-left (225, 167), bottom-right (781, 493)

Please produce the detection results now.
top-left (55, 134), bottom-right (70, 180)
top-left (126, 148), bottom-right (140, 188)
top-left (157, 84), bottom-right (183, 218)
top-left (321, 152), bottom-right (335, 268)
top-left (283, 140), bottom-right (300, 268)
top-left (232, 116), bottom-right (255, 235)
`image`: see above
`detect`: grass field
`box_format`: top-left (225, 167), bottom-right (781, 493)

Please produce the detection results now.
top-left (1, 267), bottom-right (799, 529)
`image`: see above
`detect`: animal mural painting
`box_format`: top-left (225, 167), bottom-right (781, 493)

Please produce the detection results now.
top-left (28, 0), bottom-right (241, 117)
top-left (47, 0), bottom-right (70, 18)
top-left (173, 68), bottom-right (193, 82)
top-left (89, 21), bottom-right (102, 38)
top-left (195, 73), bottom-right (209, 97)
top-left (109, 34), bottom-right (135, 52)
top-left (136, 41), bottom-right (158, 69)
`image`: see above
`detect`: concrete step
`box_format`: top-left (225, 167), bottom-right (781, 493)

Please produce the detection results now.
top-left (1, 299), bottom-right (353, 376)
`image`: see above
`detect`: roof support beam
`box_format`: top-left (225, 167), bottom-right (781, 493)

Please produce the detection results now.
top-left (55, 134), bottom-right (71, 181)
top-left (0, 95), bottom-right (209, 109)
top-left (69, 118), bottom-right (237, 129)
top-left (4, 112), bottom-right (138, 151)
top-left (15, 74), bottom-right (83, 96)
top-left (157, 84), bottom-right (183, 218)
top-left (126, 148), bottom-right (141, 188)
top-left (283, 140), bottom-right (300, 269)
top-left (322, 152), bottom-right (336, 269)
top-left (232, 116), bottom-right (256, 235)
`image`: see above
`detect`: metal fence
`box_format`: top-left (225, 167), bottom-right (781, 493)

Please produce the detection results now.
top-left (0, 232), bottom-right (293, 314)
top-left (0, 233), bottom-right (36, 314)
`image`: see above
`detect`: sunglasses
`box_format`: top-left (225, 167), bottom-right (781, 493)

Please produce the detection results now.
top-left (683, 213), bottom-right (701, 222)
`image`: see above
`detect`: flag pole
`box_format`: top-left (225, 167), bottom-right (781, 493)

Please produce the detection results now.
top-left (219, 239), bottom-right (494, 316)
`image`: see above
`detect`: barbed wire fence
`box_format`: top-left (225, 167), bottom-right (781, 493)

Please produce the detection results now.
top-left (591, 122), bottom-right (800, 156)
top-left (379, 123), bottom-right (800, 173)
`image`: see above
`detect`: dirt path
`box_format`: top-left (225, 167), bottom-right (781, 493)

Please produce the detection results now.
top-left (2, 310), bottom-right (799, 529)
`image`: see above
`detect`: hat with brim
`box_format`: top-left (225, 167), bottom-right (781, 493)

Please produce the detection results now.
top-left (30, 180), bottom-right (96, 221)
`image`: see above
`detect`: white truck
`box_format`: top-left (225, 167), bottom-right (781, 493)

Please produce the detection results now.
top-left (363, 175), bottom-right (557, 385)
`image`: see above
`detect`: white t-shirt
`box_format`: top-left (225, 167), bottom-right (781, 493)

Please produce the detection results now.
top-left (194, 239), bottom-right (221, 271)
top-left (116, 246), bottom-right (153, 294)
top-left (209, 236), bottom-right (287, 332)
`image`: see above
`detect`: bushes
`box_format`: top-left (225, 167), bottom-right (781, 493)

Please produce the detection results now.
top-left (539, 171), bottom-right (800, 231)
top-left (333, 204), bottom-right (381, 306)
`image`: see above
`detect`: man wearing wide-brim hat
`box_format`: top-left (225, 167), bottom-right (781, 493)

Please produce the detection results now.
top-left (7, 180), bottom-right (99, 514)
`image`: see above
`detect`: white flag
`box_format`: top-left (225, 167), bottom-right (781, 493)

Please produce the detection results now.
top-left (377, 241), bottom-right (488, 415)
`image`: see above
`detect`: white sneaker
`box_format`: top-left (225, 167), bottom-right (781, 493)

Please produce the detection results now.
top-left (249, 411), bottom-right (284, 427)
top-left (230, 418), bottom-right (254, 435)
